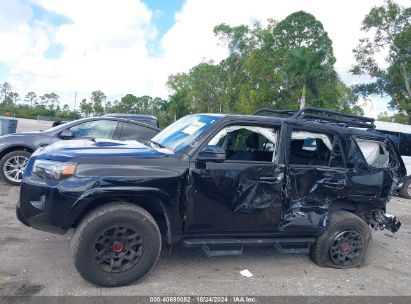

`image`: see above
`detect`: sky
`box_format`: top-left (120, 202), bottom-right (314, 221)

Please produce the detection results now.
top-left (0, 0), bottom-right (409, 117)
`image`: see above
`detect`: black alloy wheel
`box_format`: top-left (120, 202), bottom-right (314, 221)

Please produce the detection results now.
top-left (329, 230), bottom-right (364, 267)
top-left (93, 225), bottom-right (144, 273)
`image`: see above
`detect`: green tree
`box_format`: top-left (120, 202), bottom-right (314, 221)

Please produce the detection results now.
top-left (0, 82), bottom-right (13, 113)
top-left (377, 111), bottom-right (408, 123)
top-left (351, 0), bottom-right (411, 121)
top-left (90, 90), bottom-right (106, 115)
top-left (167, 73), bottom-right (193, 118)
top-left (9, 92), bottom-right (20, 105)
top-left (0, 82), bottom-right (12, 103)
top-left (270, 11), bottom-right (337, 109)
top-left (39, 92), bottom-right (59, 111)
top-left (24, 92), bottom-right (37, 107)
top-left (168, 12), bottom-right (359, 117)
top-left (79, 98), bottom-right (93, 117)
top-left (62, 104), bottom-right (70, 113)
top-left (116, 94), bottom-right (139, 113)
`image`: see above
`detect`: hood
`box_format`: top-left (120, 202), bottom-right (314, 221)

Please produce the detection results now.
top-left (34, 138), bottom-right (172, 161)
top-left (0, 131), bottom-right (44, 139)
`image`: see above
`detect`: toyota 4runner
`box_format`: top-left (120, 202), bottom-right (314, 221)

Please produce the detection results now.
top-left (16, 108), bottom-right (405, 287)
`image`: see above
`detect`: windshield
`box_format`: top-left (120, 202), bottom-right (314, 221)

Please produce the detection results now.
top-left (151, 114), bottom-right (222, 153)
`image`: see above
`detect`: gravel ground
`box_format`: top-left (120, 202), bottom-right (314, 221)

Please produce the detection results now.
top-left (15, 118), bottom-right (53, 133)
top-left (0, 180), bottom-right (410, 297)
top-left (0, 117), bottom-right (410, 298)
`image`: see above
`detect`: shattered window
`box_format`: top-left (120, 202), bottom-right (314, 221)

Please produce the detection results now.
top-left (208, 126), bottom-right (278, 162)
top-left (399, 133), bottom-right (411, 157)
top-left (289, 131), bottom-right (343, 167)
top-left (356, 139), bottom-right (389, 168)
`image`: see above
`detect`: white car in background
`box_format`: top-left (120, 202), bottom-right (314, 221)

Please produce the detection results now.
top-left (375, 121), bottom-right (411, 199)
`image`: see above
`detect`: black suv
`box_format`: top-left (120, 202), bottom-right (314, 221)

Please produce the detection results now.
top-left (17, 108), bottom-right (405, 287)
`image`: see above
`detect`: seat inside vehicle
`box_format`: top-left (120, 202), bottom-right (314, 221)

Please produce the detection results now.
top-left (209, 126), bottom-right (277, 162)
top-left (289, 136), bottom-right (332, 166)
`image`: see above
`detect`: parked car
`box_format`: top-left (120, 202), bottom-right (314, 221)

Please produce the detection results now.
top-left (374, 121), bottom-right (411, 199)
top-left (17, 108), bottom-right (404, 287)
top-left (0, 116), bottom-right (160, 185)
top-left (104, 114), bottom-right (159, 128)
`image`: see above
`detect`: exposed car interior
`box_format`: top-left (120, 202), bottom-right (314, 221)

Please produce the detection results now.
top-left (208, 126), bottom-right (278, 162)
top-left (289, 131), bottom-right (343, 167)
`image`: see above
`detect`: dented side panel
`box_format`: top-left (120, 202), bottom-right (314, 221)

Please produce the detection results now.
top-left (281, 166), bottom-right (347, 233)
top-left (184, 161), bottom-right (284, 234)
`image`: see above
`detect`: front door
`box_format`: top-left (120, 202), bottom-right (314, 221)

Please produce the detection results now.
top-left (184, 125), bottom-right (284, 234)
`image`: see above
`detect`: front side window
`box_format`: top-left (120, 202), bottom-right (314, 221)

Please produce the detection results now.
top-left (289, 131), bottom-right (343, 167)
top-left (207, 126), bottom-right (278, 162)
top-left (356, 139), bottom-right (390, 168)
top-left (69, 120), bottom-right (118, 139)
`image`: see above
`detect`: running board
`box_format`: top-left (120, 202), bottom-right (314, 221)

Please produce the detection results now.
top-left (182, 237), bottom-right (315, 257)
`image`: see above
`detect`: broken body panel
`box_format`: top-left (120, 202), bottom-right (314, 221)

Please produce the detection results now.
top-left (17, 114), bottom-right (405, 245)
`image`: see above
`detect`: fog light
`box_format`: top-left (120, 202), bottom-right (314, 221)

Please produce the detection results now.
top-left (30, 195), bottom-right (46, 210)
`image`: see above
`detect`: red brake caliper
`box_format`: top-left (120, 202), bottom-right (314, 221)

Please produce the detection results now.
top-left (341, 242), bottom-right (350, 252)
top-left (112, 241), bottom-right (124, 253)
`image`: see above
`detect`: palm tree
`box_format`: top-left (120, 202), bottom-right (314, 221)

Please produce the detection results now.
top-left (282, 47), bottom-right (337, 108)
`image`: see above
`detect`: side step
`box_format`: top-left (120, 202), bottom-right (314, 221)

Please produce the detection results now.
top-left (182, 237), bottom-right (315, 257)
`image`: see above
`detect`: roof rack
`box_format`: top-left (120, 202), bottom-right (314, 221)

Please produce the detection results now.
top-left (253, 107), bottom-right (375, 129)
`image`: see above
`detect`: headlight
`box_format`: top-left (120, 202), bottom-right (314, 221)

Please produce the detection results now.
top-left (33, 160), bottom-right (77, 180)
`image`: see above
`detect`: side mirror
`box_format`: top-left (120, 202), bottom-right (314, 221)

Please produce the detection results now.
top-left (59, 129), bottom-right (74, 139)
top-left (197, 145), bottom-right (226, 162)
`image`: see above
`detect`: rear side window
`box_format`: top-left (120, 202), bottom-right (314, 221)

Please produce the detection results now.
top-left (120, 122), bottom-right (158, 141)
top-left (289, 131), bottom-right (344, 168)
top-left (399, 133), bottom-right (411, 157)
top-left (356, 139), bottom-right (389, 168)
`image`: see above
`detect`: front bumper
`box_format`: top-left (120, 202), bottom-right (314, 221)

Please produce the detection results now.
top-left (16, 173), bottom-right (81, 235)
top-left (16, 195), bottom-right (68, 234)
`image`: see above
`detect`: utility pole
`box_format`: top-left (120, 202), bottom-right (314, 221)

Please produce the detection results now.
top-left (74, 92), bottom-right (77, 110)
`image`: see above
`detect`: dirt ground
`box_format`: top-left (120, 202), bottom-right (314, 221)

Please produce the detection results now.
top-left (15, 118), bottom-right (53, 133)
top-left (0, 177), bottom-right (410, 297)
top-left (1, 118), bottom-right (410, 298)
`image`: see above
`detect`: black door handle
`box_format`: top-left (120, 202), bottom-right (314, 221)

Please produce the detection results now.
top-left (323, 179), bottom-right (345, 189)
top-left (259, 173), bottom-right (284, 182)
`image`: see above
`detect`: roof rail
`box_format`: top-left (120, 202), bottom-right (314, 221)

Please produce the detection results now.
top-left (253, 107), bottom-right (375, 129)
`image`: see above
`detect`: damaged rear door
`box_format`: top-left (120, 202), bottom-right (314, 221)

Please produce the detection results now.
top-left (282, 127), bottom-right (348, 234)
top-left (184, 123), bottom-right (284, 234)
top-left (347, 135), bottom-right (405, 206)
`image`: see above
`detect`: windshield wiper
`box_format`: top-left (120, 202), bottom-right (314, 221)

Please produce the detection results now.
top-left (146, 139), bottom-right (166, 149)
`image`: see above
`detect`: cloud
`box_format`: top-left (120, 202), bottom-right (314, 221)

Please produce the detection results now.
top-left (0, 0), bottom-right (408, 115)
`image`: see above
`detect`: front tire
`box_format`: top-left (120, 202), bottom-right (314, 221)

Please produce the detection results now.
top-left (71, 203), bottom-right (161, 287)
top-left (0, 150), bottom-right (31, 186)
top-left (311, 211), bottom-right (371, 268)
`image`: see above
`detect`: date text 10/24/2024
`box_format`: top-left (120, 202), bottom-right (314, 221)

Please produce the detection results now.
top-left (149, 296), bottom-right (257, 303)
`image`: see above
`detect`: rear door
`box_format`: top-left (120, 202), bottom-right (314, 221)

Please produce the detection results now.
top-left (348, 135), bottom-right (405, 204)
top-left (284, 127), bottom-right (347, 232)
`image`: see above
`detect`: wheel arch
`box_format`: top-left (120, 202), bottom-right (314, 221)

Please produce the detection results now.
top-left (0, 145), bottom-right (35, 160)
top-left (67, 188), bottom-right (177, 244)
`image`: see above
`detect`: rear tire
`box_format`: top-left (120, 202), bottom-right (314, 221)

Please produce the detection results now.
top-left (0, 150), bottom-right (31, 186)
top-left (71, 203), bottom-right (161, 287)
top-left (399, 178), bottom-right (411, 199)
top-left (310, 211), bottom-right (371, 269)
